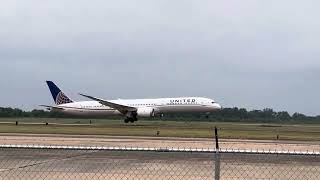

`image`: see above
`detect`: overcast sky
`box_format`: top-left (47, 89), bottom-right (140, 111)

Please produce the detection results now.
top-left (0, 1), bottom-right (320, 115)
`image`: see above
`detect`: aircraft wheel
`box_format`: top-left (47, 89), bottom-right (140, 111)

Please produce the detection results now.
top-left (130, 118), bottom-right (137, 123)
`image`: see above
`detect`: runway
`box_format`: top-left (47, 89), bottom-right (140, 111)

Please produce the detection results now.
top-left (0, 133), bottom-right (320, 152)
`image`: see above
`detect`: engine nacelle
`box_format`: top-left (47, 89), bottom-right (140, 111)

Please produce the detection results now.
top-left (136, 107), bottom-right (156, 117)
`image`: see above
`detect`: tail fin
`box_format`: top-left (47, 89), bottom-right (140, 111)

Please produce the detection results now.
top-left (46, 81), bottom-right (73, 105)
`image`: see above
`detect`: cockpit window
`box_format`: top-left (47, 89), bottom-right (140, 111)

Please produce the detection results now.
top-left (212, 101), bottom-right (215, 104)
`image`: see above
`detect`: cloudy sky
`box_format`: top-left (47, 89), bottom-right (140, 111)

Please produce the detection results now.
top-left (0, 1), bottom-right (319, 115)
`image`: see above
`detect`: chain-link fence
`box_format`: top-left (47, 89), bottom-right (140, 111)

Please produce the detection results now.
top-left (0, 146), bottom-right (319, 180)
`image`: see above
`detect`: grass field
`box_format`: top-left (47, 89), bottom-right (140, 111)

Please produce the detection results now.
top-left (0, 118), bottom-right (319, 141)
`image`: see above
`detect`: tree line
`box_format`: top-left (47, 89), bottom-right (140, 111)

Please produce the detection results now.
top-left (0, 106), bottom-right (319, 124)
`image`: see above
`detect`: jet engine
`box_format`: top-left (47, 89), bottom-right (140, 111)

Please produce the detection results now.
top-left (136, 107), bottom-right (156, 117)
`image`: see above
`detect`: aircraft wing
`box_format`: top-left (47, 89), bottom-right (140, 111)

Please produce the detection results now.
top-left (39, 105), bottom-right (65, 110)
top-left (79, 94), bottom-right (137, 114)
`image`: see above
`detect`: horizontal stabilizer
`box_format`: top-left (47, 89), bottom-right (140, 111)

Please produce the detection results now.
top-left (39, 105), bottom-right (65, 110)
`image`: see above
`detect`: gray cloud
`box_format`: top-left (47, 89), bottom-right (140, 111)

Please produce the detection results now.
top-left (0, 0), bottom-right (320, 115)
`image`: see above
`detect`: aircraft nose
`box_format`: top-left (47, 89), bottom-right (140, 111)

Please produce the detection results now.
top-left (213, 103), bottom-right (222, 110)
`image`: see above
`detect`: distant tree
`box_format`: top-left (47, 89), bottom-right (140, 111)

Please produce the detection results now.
top-left (238, 108), bottom-right (249, 119)
top-left (31, 109), bottom-right (48, 117)
top-left (292, 112), bottom-right (307, 120)
top-left (262, 108), bottom-right (276, 119)
top-left (248, 110), bottom-right (262, 119)
top-left (276, 111), bottom-right (291, 121)
top-left (0, 106), bottom-right (319, 124)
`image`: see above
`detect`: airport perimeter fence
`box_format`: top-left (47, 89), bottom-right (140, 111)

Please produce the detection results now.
top-left (0, 145), bottom-right (319, 180)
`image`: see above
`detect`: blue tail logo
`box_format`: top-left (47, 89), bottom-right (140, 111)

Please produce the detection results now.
top-left (46, 81), bottom-right (73, 105)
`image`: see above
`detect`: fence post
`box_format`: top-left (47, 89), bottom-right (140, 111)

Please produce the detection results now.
top-left (214, 126), bottom-right (220, 180)
top-left (215, 127), bottom-right (219, 150)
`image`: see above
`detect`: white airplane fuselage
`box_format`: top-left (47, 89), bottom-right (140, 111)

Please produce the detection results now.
top-left (53, 97), bottom-right (221, 117)
top-left (44, 81), bottom-right (222, 123)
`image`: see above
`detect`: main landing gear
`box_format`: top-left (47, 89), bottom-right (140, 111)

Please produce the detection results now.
top-left (124, 111), bottom-right (138, 123)
top-left (124, 117), bottom-right (137, 123)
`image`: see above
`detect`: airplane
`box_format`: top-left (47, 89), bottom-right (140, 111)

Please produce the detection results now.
top-left (41, 81), bottom-right (222, 123)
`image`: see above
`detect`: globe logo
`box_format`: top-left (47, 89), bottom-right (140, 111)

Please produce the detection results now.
top-left (55, 92), bottom-right (72, 105)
